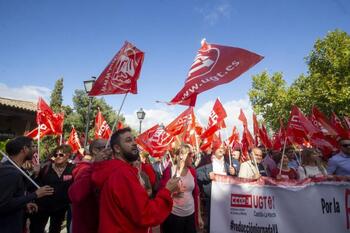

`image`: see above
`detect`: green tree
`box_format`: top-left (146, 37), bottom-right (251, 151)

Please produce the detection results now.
top-left (304, 29), bottom-right (350, 116)
top-left (249, 29), bottom-right (350, 131)
top-left (249, 71), bottom-right (291, 130)
top-left (67, 89), bottom-right (124, 141)
top-left (41, 78), bottom-right (65, 157)
top-left (50, 77), bottom-right (64, 113)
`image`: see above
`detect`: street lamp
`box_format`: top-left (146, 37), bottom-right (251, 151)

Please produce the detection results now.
top-left (136, 108), bottom-right (146, 134)
top-left (83, 77), bottom-right (96, 148)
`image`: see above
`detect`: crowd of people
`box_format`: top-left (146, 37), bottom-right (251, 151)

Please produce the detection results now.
top-left (0, 130), bottom-right (349, 233)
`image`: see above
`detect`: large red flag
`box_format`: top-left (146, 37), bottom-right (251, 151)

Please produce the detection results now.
top-left (259, 124), bottom-right (272, 149)
top-left (67, 127), bottom-right (81, 153)
top-left (312, 107), bottom-right (340, 136)
top-left (94, 110), bottom-right (112, 139)
top-left (166, 107), bottom-right (194, 136)
top-left (286, 106), bottom-right (309, 145)
top-left (312, 107), bottom-right (346, 137)
top-left (331, 112), bottom-right (349, 138)
top-left (169, 40), bottom-right (263, 105)
top-left (136, 125), bottom-right (175, 157)
top-left (36, 98), bottom-right (64, 136)
top-left (200, 98), bottom-right (227, 139)
top-left (89, 41), bottom-right (145, 96)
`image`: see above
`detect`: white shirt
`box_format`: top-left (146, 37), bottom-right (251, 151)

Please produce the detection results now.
top-left (298, 165), bottom-right (326, 180)
top-left (238, 160), bottom-right (259, 179)
top-left (212, 156), bottom-right (226, 175)
top-left (172, 169), bottom-right (195, 217)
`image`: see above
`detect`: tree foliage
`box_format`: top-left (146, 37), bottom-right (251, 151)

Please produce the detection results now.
top-left (69, 89), bottom-right (123, 140)
top-left (39, 78), bottom-right (125, 157)
top-left (249, 29), bottom-right (350, 131)
top-left (50, 77), bottom-right (64, 113)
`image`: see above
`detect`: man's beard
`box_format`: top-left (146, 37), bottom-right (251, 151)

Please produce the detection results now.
top-left (121, 147), bottom-right (139, 162)
top-left (25, 151), bottom-right (34, 161)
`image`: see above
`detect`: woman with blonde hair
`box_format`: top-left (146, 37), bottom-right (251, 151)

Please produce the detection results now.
top-left (160, 144), bottom-right (203, 233)
top-left (298, 148), bottom-right (327, 180)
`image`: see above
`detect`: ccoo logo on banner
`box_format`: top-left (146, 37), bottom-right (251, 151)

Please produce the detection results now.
top-left (210, 176), bottom-right (350, 233)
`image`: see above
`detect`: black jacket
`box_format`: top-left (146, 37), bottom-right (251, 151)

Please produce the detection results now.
top-left (0, 161), bottom-right (37, 233)
top-left (33, 162), bottom-right (75, 213)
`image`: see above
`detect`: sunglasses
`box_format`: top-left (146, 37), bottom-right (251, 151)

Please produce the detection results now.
top-left (54, 153), bottom-right (66, 158)
top-left (341, 144), bottom-right (350, 148)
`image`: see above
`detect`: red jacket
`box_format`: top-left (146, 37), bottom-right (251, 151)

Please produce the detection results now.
top-left (92, 159), bottom-right (173, 233)
top-left (141, 163), bottom-right (156, 187)
top-left (68, 162), bottom-right (99, 233)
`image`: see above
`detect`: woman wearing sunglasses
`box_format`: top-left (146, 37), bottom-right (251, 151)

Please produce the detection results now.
top-left (30, 144), bottom-right (75, 233)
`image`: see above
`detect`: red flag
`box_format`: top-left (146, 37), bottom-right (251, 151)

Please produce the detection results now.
top-left (228, 126), bottom-right (240, 146)
top-left (344, 116), bottom-right (350, 130)
top-left (117, 121), bottom-right (124, 130)
top-left (312, 107), bottom-right (346, 137)
top-left (36, 98), bottom-right (64, 135)
top-left (136, 125), bottom-right (174, 157)
top-left (166, 107), bottom-right (194, 136)
top-left (259, 124), bottom-right (272, 149)
top-left (312, 107), bottom-right (341, 136)
top-left (94, 110), bottom-right (112, 139)
top-left (200, 98), bottom-right (227, 139)
top-left (169, 40), bottom-right (263, 105)
top-left (253, 113), bottom-right (259, 144)
top-left (272, 120), bottom-right (288, 151)
top-left (89, 41), bottom-right (145, 96)
top-left (200, 134), bottom-right (214, 151)
top-left (331, 112), bottom-right (349, 138)
top-left (26, 124), bottom-right (52, 140)
top-left (67, 127), bottom-right (81, 153)
top-left (240, 131), bottom-right (250, 162)
top-left (286, 106), bottom-right (309, 145)
top-left (238, 109), bottom-right (248, 128)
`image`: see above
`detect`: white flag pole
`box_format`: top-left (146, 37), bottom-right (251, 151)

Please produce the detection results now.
top-left (106, 92), bottom-right (128, 148)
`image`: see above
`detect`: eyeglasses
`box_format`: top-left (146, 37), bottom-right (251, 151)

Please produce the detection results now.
top-left (54, 153), bottom-right (66, 158)
top-left (341, 144), bottom-right (350, 148)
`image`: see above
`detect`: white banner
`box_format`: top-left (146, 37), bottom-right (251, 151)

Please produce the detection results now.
top-left (210, 176), bottom-right (350, 233)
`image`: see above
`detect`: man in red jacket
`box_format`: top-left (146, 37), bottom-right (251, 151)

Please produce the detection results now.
top-left (92, 127), bottom-right (181, 233)
top-left (68, 139), bottom-right (111, 233)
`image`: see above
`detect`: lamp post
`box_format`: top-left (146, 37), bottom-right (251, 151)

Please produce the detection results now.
top-left (136, 108), bottom-right (146, 134)
top-left (83, 77), bottom-right (96, 148)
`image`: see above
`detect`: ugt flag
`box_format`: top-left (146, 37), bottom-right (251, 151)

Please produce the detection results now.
top-left (89, 41), bottom-right (145, 96)
top-left (170, 39), bottom-right (263, 106)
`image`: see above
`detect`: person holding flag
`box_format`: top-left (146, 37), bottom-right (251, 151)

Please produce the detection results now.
top-left (91, 127), bottom-right (181, 233)
top-left (238, 147), bottom-right (266, 179)
top-left (159, 144), bottom-right (204, 233)
top-left (0, 136), bottom-right (54, 233)
top-left (196, 140), bottom-right (235, 232)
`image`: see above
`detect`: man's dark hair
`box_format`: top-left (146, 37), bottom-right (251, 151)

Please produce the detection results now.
top-left (5, 136), bottom-right (33, 156)
top-left (89, 139), bottom-right (106, 155)
top-left (110, 127), bottom-right (132, 153)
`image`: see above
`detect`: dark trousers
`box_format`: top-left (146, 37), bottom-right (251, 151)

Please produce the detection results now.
top-left (162, 213), bottom-right (196, 233)
top-left (29, 208), bottom-right (67, 233)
